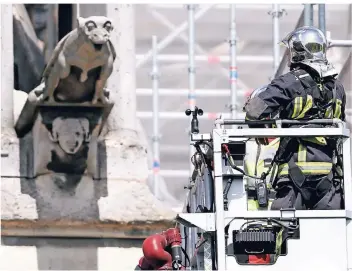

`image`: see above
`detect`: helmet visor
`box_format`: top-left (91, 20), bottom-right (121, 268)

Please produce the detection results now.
top-left (300, 28), bottom-right (327, 54)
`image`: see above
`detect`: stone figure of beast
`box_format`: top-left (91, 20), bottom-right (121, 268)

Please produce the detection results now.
top-left (41, 16), bottom-right (116, 104)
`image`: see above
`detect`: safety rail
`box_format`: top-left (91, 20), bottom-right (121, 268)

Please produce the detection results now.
top-left (214, 118), bottom-right (345, 128)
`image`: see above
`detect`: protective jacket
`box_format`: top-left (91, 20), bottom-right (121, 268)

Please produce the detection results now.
top-left (244, 64), bottom-right (346, 195)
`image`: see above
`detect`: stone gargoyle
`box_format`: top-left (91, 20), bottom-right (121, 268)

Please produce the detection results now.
top-left (15, 15), bottom-right (116, 138)
top-left (14, 16), bottom-right (117, 185)
top-left (39, 15), bottom-right (117, 104)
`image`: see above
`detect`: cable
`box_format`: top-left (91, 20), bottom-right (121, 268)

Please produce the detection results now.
top-left (181, 246), bottom-right (191, 268)
top-left (223, 177), bottom-right (233, 211)
top-left (200, 140), bottom-right (214, 150)
top-left (222, 144), bottom-right (262, 180)
top-left (182, 225), bottom-right (190, 268)
top-left (226, 215), bottom-right (299, 234)
top-left (195, 237), bottom-right (208, 249)
top-left (193, 141), bottom-right (212, 165)
top-left (239, 218), bottom-right (299, 232)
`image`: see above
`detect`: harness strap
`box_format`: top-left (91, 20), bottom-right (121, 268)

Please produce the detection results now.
top-left (316, 170), bottom-right (334, 199)
top-left (287, 155), bottom-right (334, 203)
top-left (287, 157), bottom-right (310, 202)
top-left (269, 134), bottom-right (336, 202)
top-left (292, 69), bottom-right (338, 119)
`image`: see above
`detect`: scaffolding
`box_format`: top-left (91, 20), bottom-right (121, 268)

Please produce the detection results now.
top-left (139, 4), bottom-right (352, 187)
top-left (151, 35), bottom-right (160, 197)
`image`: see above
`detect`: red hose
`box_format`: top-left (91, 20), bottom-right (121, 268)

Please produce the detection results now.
top-left (142, 233), bottom-right (172, 268)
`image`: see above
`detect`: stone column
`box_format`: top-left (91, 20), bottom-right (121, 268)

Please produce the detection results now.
top-left (95, 4), bottom-right (174, 222)
top-left (1, 4), bottom-right (37, 220)
top-left (1, 4), bottom-right (14, 130)
top-left (1, 3), bottom-right (19, 177)
top-left (79, 4), bottom-right (139, 143)
top-left (98, 4), bottom-right (148, 182)
top-left (106, 4), bottom-right (138, 141)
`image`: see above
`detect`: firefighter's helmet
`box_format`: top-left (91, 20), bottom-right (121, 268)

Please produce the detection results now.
top-left (281, 26), bottom-right (327, 64)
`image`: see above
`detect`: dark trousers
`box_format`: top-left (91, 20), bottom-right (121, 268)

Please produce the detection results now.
top-left (271, 176), bottom-right (344, 210)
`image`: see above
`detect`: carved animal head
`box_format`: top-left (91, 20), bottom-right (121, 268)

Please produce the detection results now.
top-left (49, 117), bottom-right (91, 154)
top-left (77, 16), bottom-right (114, 49)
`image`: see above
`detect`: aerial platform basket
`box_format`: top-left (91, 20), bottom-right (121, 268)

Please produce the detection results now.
top-left (177, 118), bottom-right (352, 271)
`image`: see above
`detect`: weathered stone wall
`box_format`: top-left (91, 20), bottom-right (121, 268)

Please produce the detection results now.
top-left (1, 237), bottom-right (143, 270)
top-left (1, 4), bottom-right (175, 270)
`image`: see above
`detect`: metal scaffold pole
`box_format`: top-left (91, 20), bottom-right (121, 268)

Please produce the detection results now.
top-left (76, 3), bottom-right (80, 17)
top-left (272, 4), bottom-right (281, 77)
top-left (137, 5), bottom-right (213, 69)
top-left (318, 4), bottom-right (326, 35)
top-left (151, 35), bottom-right (160, 197)
top-left (188, 4), bottom-right (196, 177)
top-left (304, 4), bottom-right (314, 26)
top-left (187, 4), bottom-right (197, 262)
top-left (229, 4), bottom-right (237, 122)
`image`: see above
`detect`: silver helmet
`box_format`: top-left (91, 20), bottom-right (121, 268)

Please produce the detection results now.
top-left (281, 26), bottom-right (327, 65)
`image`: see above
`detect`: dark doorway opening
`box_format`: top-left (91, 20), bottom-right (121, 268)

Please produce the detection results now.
top-left (58, 4), bottom-right (73, 41)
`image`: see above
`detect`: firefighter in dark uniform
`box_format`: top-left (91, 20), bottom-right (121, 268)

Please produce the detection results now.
top-left (244, 26), bottom-right (346, 210)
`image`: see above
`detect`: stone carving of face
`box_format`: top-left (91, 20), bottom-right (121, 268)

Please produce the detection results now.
top-left (77, 16), bottom-right (114, 49)
top-left (49, 117), bottom-right (91, 154)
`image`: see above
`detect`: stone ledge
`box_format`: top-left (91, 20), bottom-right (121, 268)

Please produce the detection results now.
top-left (2, 176), bottom-right (177, 222)
top-left (1, 219), bottom-right (175, 239)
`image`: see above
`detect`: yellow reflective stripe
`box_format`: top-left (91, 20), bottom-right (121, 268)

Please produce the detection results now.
top-left (247, 199), bottom-right (274, 211)
top-left (279, 169), bottom-right (331, 175)
top-left (279, 161), bottom-right (332, 168)
top-left (324, 98), bottom-right (343, 119)
top-left (302, 137), bottom-right (327, 145)
top-left (278, 162), bottom-right (332, 176)
top-left (298, 144), bottom-right (307, 162)
top-left (247, 199), bottom-right (259, 211)
top-left (275, 229), bottom-right (284, 259)
top-left (325, 105), bottom-right (333, 118)
top-left (296, 95), bottom-right (313, 119)
top-left (334, 99), bottom-right (342, 119)
top-left (292, 96), bottom-right (303, 119)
